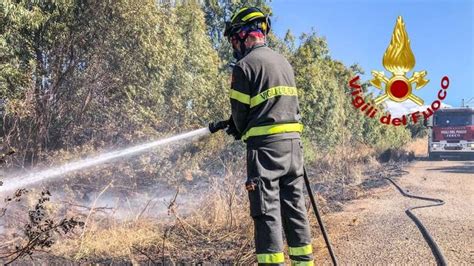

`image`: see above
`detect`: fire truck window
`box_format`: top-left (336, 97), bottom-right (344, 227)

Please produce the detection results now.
top-left (435, 114), bottom-right (472, 127)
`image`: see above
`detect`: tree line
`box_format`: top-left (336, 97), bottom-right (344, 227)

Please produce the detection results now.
top-left (0, 0), bottom-right (412, 169)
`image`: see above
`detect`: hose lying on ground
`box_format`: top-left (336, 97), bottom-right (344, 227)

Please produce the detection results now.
top-left (303, 167), bottom-right (338, 265)
top-left (385, 177), bottom-right (447, 266)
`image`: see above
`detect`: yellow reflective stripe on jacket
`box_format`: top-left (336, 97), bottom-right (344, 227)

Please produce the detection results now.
top-left (229, 89), bottom-right (250, 105)
top-left (291, 260), bottom-right (314, 266)
top-left (242, 123), bottom-right (303, 141)
top-left (250, 86), bottom-right (298, 108)
top-left (288, 244), bottom-right (313, 256)
top-left (256, 252), bottom-right (285, 263)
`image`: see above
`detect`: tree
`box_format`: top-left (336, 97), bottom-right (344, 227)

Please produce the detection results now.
top-left (0, 0), bottom-right (179, 165)
top-left (291, 32), bottom-right (345, 147)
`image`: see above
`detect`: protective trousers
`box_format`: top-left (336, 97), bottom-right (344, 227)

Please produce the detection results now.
top-left (246, 137), bottom-right (313, 265)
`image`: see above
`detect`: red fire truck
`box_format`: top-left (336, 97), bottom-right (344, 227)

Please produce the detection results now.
top-left (427, 107), bottom-right (474, 160)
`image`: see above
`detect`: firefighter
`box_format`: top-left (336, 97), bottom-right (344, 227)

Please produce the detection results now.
top-left (223, 7), bottom-right (314, 265)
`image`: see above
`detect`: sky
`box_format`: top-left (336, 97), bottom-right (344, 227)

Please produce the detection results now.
top-left (270, 0), bottom-right (474, 111)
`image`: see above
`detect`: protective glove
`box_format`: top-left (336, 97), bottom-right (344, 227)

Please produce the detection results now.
top-left (208, 120), bottom-right (229, 133)
top-left (226, 116), bottom-right (242, 140)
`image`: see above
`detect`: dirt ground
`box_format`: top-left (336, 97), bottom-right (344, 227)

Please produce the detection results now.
top-left (313, 159), bottom-right (474, 265)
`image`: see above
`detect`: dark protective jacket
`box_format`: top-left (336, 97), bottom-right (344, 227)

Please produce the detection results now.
top-left (231, 45), bottom-right (313, 264)
top-left (230, 45), bottom-right (302, 142)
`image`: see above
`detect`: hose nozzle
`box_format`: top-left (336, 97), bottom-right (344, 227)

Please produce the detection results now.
top-left (208, 120), bottom-right (229, 133)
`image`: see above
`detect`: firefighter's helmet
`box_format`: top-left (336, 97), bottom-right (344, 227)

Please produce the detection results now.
top-left (224, 7), bottom-right (271, 38)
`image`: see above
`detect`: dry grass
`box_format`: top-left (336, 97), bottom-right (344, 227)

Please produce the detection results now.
top-left (50, 172), bottom-right (256, 264)
top-left (2, 142), bottom-right (391, 264)
top-left (311, 142), bottom-right (377, 184)
top-left (46, 143), bottom-right (384, 264)
top-left (306, 142), bottom-right (380, 210)
top-left (403, 137), bottom-right (428, 157)
top-left (55, 219), bottom-right (163, 262)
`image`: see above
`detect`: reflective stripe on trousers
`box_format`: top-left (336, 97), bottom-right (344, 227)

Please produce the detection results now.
top-left (256, 252), bottom-right (285, 264)
top-left (289, 244), bottom-right (314, 265)
top-left (289, 244), bottom-right (312, 256)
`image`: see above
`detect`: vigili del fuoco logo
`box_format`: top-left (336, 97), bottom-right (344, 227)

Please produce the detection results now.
top-left (349, 16), bottom-right (449, 126)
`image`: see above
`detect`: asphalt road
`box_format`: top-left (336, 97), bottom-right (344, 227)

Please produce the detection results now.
top-left (313, 159), bottom-right (474, 265)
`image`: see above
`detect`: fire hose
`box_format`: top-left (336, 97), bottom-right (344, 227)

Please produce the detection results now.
top-left (385, 177), bottom-right (447, 266)
top-left (208, 121), bottom-right (338, 265)
top-left (303, 167), bottom-right (338, 265)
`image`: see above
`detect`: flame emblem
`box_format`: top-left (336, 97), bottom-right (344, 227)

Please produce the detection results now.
top-left (371, 16), bottom-right (429, 106)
